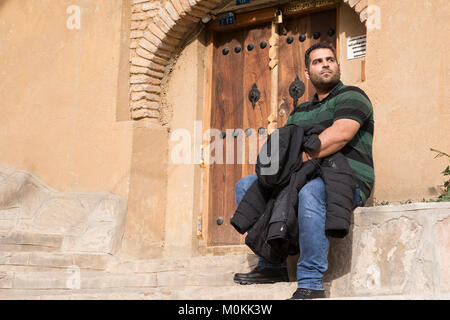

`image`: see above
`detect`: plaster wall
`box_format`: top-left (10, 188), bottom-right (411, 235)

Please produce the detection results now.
top-left (338, 2), bottom-right (367, 88)
top-left (0, 0), bottom-right (133, 201)
top-left (164, 34), bottom-right (206, 258)
top-left (365, 0), bottom-right (449, 203)
top-left (120, 120), bottom-right (169, 260)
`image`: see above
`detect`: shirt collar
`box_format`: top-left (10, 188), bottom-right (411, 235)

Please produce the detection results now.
top-left (311, 81), bottom-right (344, 105)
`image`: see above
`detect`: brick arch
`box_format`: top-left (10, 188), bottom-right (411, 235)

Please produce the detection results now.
top-left (129, 0), bottom-right (369, 121)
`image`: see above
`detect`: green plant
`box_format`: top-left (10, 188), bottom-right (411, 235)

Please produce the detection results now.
top-left (372, 198), bottom-right (390, 206)
top-left (430, 148), bottom-right (450, 201)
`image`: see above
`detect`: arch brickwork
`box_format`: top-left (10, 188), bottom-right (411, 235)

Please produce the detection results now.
top-left (129, 0), bottom-right (369, 121)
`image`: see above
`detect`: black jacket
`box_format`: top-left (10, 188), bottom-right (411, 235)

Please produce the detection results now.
top-left (230, 124), bottom-right (356, 264)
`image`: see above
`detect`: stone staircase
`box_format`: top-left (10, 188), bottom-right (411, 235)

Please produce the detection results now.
top-left (0, 165), bottom-right (449, 300)
top-left (1, 222), bottom-right (449, 300)
top-left (0, 239), bottom-right (301, 300)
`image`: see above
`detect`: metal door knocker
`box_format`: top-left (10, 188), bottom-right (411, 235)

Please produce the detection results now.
top-left (248, 83), bottom-right (261, 109)
top-left (289, 75), bottom-right (306, 108)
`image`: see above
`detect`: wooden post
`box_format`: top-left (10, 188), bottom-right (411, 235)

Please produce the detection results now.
top-left (268, 19), bottom-right (279, 135)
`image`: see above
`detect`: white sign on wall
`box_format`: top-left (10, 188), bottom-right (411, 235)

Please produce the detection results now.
top-left (347, 35), bottom-right (366, 60)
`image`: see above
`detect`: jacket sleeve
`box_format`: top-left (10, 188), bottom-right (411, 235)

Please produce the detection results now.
top-left (321, 153), bottom-right (356, 238)
top-left (230, 180), bottom-right (269, 234)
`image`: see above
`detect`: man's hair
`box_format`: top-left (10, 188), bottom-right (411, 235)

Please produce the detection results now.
top-left (305, 42), bottom-right (337, 71)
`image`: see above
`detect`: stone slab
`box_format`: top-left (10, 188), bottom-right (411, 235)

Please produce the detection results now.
top-left (0, 165), bottom-right (127, 255)
top-left (325, 202), bottom-right (450, 297)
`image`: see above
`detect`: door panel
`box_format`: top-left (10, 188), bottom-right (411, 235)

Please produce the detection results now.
top-left (242, 24), bottom-right (272, 177)
top-left (209, 24), bottom-right (271, 245)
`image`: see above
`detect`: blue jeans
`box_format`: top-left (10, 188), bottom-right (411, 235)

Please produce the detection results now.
top-left (235, 174), bottom-right (362, 290)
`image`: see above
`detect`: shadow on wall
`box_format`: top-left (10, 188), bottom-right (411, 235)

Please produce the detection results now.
top-left (0, 0), bottom-right (9, 12)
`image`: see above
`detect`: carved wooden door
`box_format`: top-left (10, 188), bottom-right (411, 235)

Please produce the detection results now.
top-left (208, 23), bottom-right (272, 246)
top-left (207, 9), bottom-right (336, 246)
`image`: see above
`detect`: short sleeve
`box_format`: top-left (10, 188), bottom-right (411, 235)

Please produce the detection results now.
top-left (333, 92), bottom-right (373, 126)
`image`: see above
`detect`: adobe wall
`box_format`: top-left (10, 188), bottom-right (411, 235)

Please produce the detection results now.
top-left (365, 0), bottom-right (449, 203)
top-left (0, 0), bottom-right (133, 202)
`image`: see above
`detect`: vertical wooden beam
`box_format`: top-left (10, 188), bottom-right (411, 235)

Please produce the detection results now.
top-left (361, 59), bottom-right (366, 82)
top-left (268, 19), bottom-right (279, 135)
top-left (336, 3), bottom-right (341, 62)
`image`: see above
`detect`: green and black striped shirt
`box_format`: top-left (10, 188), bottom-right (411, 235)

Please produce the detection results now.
top-left (286, 81), bottom-right (374, 204)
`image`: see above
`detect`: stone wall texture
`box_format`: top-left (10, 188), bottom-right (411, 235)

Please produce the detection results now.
top-left (0, 165), bottom-right (127, 255)
top-left (325, 202), bottom-right (450, 297)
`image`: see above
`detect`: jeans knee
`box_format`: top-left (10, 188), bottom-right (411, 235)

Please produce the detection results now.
top-left (235, 174), bottom-right (257, 205)
top-left (235, 174), bottom-right (257, 192)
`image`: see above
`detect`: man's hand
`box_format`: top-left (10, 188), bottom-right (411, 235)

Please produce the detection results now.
top-left (302, 151), bottom-right (312, 163)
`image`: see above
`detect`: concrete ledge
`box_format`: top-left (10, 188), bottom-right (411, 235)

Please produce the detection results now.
top-left (325, 202), bottom-right (450, 297)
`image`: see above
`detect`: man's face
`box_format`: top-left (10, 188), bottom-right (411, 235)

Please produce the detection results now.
top-left (305, 48), bottom-right (341, 92)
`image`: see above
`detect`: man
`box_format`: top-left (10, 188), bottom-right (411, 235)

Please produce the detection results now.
top-left (233, 42), bottom-right (374, 299)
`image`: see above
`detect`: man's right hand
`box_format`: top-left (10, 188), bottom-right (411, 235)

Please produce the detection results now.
top-left (302, 152), bottom-right (312, 163)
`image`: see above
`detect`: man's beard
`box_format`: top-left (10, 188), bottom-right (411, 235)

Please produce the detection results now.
top-left (309, 68), bottom-right (341, 93)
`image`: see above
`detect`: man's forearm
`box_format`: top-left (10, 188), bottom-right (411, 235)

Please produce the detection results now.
top-left (306, 131), bottom-right (348, 159)
top-left (303, 119), bottom-right (360, 161)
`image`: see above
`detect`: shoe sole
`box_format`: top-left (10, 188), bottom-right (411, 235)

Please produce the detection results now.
top-left (234, 278), bottom-right (290, 285)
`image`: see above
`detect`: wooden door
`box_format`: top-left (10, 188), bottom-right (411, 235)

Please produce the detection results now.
top-left (207, 9), bottom-right (336, 246)
top-left (208, 23), bottom-right (272, 246)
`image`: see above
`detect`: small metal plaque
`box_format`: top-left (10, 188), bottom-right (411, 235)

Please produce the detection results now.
top-left (236, 0), bottom-right (250, 5)
top-left (285, 0), bottom-right (339, 15)
top-left (347, 35), bottom-right (366, 60)
top-left (219, 12), bottom-right (235, 26)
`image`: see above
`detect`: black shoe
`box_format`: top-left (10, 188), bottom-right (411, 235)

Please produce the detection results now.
top-left (233, 266), bottom-right (289, 285)
top-left (288, 288), bottom-right (326, 300)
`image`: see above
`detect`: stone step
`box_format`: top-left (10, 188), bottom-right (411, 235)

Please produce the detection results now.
top-left (0, 283), bottom-right (297, 300)
top-left (105, 253), bottom-right (258, 274)
top-left (0, 251), bottom-right (112, 271)
top-left (0, 285), bottom-right (448, 300)
top-left (0, 252), bottom-right (256, 274)
top-left (0, 271), bottom-right (157, 290)
top-left (0, 232), bottom-right (63, 252)
top-left (0, 262), bottom-right (250, 290)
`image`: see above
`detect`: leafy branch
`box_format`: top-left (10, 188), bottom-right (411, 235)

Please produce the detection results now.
top-left (430, 148), bottom-right (450, 201)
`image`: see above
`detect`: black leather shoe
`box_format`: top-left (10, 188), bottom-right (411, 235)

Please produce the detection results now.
top-left (233, 266), bottom-right (289, 285)
top-left (288, 288), bottom-right (326, 300)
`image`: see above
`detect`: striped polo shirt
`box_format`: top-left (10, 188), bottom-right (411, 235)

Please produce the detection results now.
top-left (286, 81), bottom-right (374, 204)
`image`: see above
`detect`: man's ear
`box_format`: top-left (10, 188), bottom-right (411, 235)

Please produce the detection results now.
top-left (304, 68), bottom-right (310, 80)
